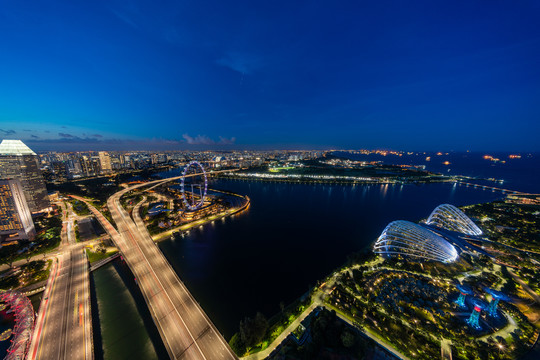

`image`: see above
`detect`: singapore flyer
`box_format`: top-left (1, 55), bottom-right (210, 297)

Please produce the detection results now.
top-left (180, 161), bottom-right (208, 211)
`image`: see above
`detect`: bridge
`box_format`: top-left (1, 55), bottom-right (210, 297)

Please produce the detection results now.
top-left (72, 170), bottom-right (238, 359)
top-left (455, 181), bottom-right (528, 195)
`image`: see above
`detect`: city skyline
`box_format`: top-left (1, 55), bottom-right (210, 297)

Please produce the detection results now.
top-left (0, 143), bottom-right (539, 359)
top-left (1, 1), bottom-right (540, 151)
top-left (1, 2), bottom-right (539, 358)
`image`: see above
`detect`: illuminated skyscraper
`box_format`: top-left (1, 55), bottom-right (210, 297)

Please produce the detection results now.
top-left (79, 156), bottom-right (100, 176)
top-left (98, 151), bottom-right (112, 173)
top-left (0, 179), bottom-right (35, 242)
top-left (52, 161), bottom-right (68, 181)
top-left (0, 140), bottom-right (50, 213)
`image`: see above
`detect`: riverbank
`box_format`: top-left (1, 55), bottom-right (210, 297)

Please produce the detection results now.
top-left (218, 173), bottom-right (453, 186)
top-left (151, 192), bottom-right (250, 242)
top-left (230, 196), bottom-right (540, 359)
top-left (157, 179), bottom-right (502, 340)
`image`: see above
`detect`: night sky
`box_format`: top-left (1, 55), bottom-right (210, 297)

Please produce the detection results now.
top-left (1, 1), bottom-right (539, 151)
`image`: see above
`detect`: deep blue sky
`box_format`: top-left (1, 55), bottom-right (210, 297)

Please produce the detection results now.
top-left (1, 1), bottom-right (539, 151)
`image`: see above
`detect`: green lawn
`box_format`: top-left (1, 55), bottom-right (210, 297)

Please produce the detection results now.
top-left (85, 249), bottom-right (119, 263)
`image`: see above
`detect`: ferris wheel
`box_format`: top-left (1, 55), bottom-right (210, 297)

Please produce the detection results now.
top-left (180, 161), bottom-right (208, 211)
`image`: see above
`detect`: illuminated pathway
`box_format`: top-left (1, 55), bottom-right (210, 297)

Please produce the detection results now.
top-left (72, 169), bottom-right (238, 360)
top-left (242, 258), bottom-right (406, 360)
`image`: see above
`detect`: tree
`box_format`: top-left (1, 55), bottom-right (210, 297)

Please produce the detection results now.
top-left (229, 333), bottom-right (246, 356)
top-left (239, 312), bottom-right (268, 348)
top-left (0, 246), bottom-right (18, 268)
top-left (341, 330), bottom-right (356, 348)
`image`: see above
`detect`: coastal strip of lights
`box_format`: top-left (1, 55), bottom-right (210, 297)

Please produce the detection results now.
top-left (223, 172), bottom-right (383, 182)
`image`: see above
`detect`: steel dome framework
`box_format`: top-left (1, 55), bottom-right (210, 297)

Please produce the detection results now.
top-left (426, 204), bottom-right (483, 236)
top-left (373, 220), bottom-right (458, 263)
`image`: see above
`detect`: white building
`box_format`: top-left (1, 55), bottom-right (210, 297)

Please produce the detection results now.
top-left (0, 139), bottom-right (50, 213)
top-left (98, 151), bottom-right (112, 172)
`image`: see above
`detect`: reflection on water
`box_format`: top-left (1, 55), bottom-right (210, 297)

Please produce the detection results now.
top-left (90, 173), bottom-right (506, 348)
top-left (91, 260), bottom-right (167, 360)
top-left (157, 177), bottom-right (502, 339)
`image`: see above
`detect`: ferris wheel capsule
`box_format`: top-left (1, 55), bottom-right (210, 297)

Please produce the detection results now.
top-left (180, 161), bottom-right (208, 210)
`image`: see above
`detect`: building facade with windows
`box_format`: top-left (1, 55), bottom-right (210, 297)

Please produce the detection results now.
top-left (0, 179), bottom-right (36, 243)
top-left (98, 151), bottom-right (112, 172)
top-left (0, 140), bottom-right (50, 213)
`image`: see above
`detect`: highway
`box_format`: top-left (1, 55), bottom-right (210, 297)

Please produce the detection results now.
top-left (72, 171), bottom-right (237, 360)
top-left (133, 196), bottom-right (150, 234)
top-left (28, 201), bottom-right (93, 360)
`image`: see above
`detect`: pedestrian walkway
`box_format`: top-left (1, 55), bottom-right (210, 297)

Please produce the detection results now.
top-left (241, 302), bottom-right (319, 360)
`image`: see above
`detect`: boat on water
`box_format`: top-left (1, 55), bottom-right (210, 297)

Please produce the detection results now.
top-left (0, 329), bottom-right (12, 341)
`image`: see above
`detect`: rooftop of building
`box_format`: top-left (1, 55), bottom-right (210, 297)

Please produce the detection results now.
top-left (0, 140), bottom-right (37, 156)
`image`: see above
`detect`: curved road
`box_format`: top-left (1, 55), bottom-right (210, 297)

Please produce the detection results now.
top-left (72, 170), bottom-right (237, 360)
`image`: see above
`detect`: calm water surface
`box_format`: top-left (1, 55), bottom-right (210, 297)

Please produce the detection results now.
top-left (157, 177), bottom-right (502, 339)
top-left (92, 178), bottom-right (504, 357)
top-left (91, 260), bottom-right (167, 360)
top-left (334, 151), bottom-right (540, 193)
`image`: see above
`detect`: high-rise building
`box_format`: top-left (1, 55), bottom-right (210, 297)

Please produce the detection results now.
top-left (52, 161), bottom-right (68, 181)
top-left (98, 151), bottom-right (112, 173)
top-left (73, 159), bottom-right (83, 174)
top-left (123, 155), bottom-right (131, 168)
top-left (0, 179), bottom-right (36, 243)
top-left (79, 156), bottom-right (100, 177)
top-left (0, 140), bottom-right (50, 213)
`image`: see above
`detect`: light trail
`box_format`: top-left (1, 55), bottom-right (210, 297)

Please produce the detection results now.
top-left (71, 168), bottom-right (239, 359)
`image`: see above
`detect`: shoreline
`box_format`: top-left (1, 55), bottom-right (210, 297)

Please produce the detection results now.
top-left (147, 190), bottom-right (251, 242)
top-left (217, 174), bottom-right (453, 186)
top-left (232, 195), bottom-right (538, 359)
